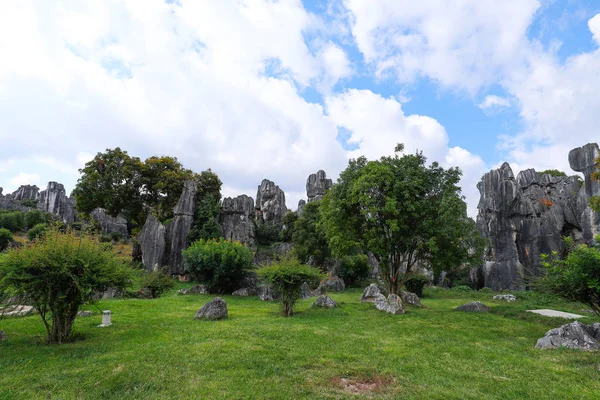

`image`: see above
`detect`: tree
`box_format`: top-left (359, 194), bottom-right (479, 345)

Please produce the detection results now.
top-left (291, 201), bottom-right (330, 268)
top-left (0, 228), bottom-right (130, 343)
top-left (539, 240), bottom-right (600, 316)
top-left (256, 256), bottom-right (323, 317)
top-left (188, 170), bottom-right (223, 244)
top-left (320, 144), bottom-right (485, 295)
top-left (73, 148), bottom-right (145, 226)
top-left (0, 228), bottom-right (13, 251)
top-left (538, 169), bottom-right (567, 177)
top-left (281, 210), bottom-right (298, 242)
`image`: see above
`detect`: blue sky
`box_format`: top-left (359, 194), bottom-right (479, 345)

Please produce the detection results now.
top-left (0, 0), bottom-right (599, 217)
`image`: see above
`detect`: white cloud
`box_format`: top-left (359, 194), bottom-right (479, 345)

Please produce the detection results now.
top-left (342, 0), bottom-right (540, 93)
top-left (588, 13), bottom-right (600, 45)
top-left (9, 173), bottom-right (40, 189)
top-left (478, 95), bottom-right (511, 110)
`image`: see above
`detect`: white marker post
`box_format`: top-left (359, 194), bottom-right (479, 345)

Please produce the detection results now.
top-left (98, 310), bottom-right (112, 327)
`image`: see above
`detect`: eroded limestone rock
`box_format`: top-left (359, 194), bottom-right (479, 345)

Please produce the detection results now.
top-left (220, 195), bottom-right (256, 249)
top-left (311, 295), bottom-right (337, 309)
top-left (195, 297), bottom-right (228, 320)
top-left (456, 301), bottom-right (489, 312)
top-left (535, 321), bottom-right (600, 351)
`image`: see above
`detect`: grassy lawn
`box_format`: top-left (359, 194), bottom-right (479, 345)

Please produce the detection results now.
top-left (1, 287), bottom-right (599, 399)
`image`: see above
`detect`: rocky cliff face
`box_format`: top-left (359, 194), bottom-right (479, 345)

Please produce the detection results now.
top-left (306, 170), bottom-right (332, 202)
top-left (90, 208), bottom-right (129, 236)
top-left (38, 182), bottom-right (77, 224)
top-left (137, 214), bottom-right (167, 272)
top-left (474, 143), bottom-right (598, 290)
top-left (255, 179), bottom-right (287, 229)
top-left (220, 195), bottom-right (256, 249)
top-left (11, 185), bottom-right (39, 202)
top-left (569, 143), bottom-right (600, 243)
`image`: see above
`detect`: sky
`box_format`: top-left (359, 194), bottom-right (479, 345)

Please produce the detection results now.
top-left (1, 0), bottom-right (599, 217)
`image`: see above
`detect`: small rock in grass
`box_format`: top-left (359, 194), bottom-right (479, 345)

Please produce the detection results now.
top-left (0, 305), bottom-right (34, 317)
top-left (360, 284), bottom-right (382, 303)
top-left (375, 294), bottom-right (405, 315)
top-left (0, 330), bottom-right (7, 342)
top-left (231, 288), bottom-right (257, 296)
top-left (401, 291), bottom-right (423, 307)
top-left (177, 285), bottom-right (209, 295)
top-left (493, 294), bottom-right (517, 302)
top-left (535, 321), bottom-right (600, 351)
top-left (311, 295), bottom-right (337, 309)
top-left (195, 297), bottom-right (228, 321)
top-left (300, 282), bottom-right (313, 299)
top-left (313, 277), bottom-right (345, 295)
top-left (77, 311), bottom-right (93, 317)
top-left (456, 301), bottom-right (489, 312)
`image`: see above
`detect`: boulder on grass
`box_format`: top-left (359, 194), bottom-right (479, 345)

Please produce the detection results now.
top-left (313, 277), bottom-right (345, 295)
top-left (300, 282), bottom-right (313, 299)
top-left (77, 311), bottom-right (93, 317)
top-left (360, 284), bottom-right (382, 303)
top-left (257, 284), bottom-right (279, 301)
top-left (401, 291), bottom-right (423, 307)
top-left (177, 285), bottom-right (209, 295)
top-left (0, 305), bottom-right (34, 317)
top-left (456, 301), bottom-right (489, 312)
top-left (375, 294), bottom-right (405, 315)
top-left (311, 295), bottom-right (337, 309)
top-left (493, 294), bottom-right (517, 302)
top-left (232, 288), bottom-right (257, 297)
top-left (535, 321), bottom-right (600, 351)
top-left (195, 297), bottom-right (228, 321)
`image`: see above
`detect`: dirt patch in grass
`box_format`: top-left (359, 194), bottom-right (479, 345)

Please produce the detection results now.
top-left (332, 374), bottom-right (396, 395)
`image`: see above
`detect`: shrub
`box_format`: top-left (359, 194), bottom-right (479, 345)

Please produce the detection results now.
top-left (404, 274), bottom-right (430, 297)
top-left (339, 254), bottom-right (370, 287)
top-left (140, 268), bottom-right (175, 298)
top-left (257, 256), bottom-right (323, 316)
top-left (0, 211), bottom-right (25, 232)
top-left (99, 234), bottom-right (113, 243)
top-left (539, 244), bottom-right (600, 316)
top-left (25, 209), bottom-right (48, 229)
top-left (0, 228), bottom-right (13, 251)
top-left (183, 238), bottom-right (253, 294)
top-left (70, 222), bottom-right (83, 231)
top-left (255, 222), bottom-right (281, 245)
top-left (478, 287), bottom-right (493, 293)
top-left (0, 228), bottom-right (131, 343)
top-left (21, 199), bottom-right (38, 208)
top-left (27, 223), bottom-right (47, 241)
top-left (110, 232), bottom-right (124, 242)
top-left (452, 285), bottom-right (473, 293)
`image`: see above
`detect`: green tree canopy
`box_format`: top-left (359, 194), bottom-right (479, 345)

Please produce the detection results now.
top-left (291, 201), bottom-right (330, 269)
top-left (320, 144), bottom-right (485, 295)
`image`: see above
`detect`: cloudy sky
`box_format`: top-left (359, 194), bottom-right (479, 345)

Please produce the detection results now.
top-left (1, 0), bottom-right (599, 216)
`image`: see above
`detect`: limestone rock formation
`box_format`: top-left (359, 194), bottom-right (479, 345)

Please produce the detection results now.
top-left (569, 143), bottom-right (600, 243)
top-left (195, 297), bottom-right (228, 320)
top-left (90, 208), bottom-right (128, 236)
top-left (535, 321), bottom-right (600, 351)
top-left (456, 301), bottom-right (489, 312)
top-left (475, 163), bottom-right (583, 290)
top-left (178, 285), bottom-right (209, 295)
top-left (313, 277), bottom-right (345, 295)
top-left (297, 199), bottom-right (306, 217)
top-left (11, 185), bottom-right (39, 202)
top-left (232, 288), bottom-right (257, 296)
top-left (360, 284), bottom-right (382, 302)
top-left (167, 180), bottom-right (197, 275)
top-left (137, 214), bottom-right (167, 272)
top-left (255, 179), bottom-right (286, 229)
top-left (38, 182), bottom-right (77, 224)
top-left (220, 195), bottom-right (256, 249)
top-left (306, 170), bottom-right (332, 202)
top-left (311, 295), bottom-right (337, 309)
top-left (300, 282), bottom-right (313, 299)
top-left (400, 291), bottom-right (423, 307)
top-left (375, 294), bottom-right (405, 314)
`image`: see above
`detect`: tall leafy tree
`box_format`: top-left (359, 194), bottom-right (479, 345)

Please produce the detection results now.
top-left (320, 144), bottom-right (485, 295)
top-left (188, 169), bottom-right (223, 243)
top-left (291, 201), bottom-right (330, 269)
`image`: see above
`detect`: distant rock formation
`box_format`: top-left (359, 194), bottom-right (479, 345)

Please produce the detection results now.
top-left (474, 142), bottom-right (599, 290)
top-left (255, 179), bottom-right (287, 230)
top-left (37, 182), bottom-right (77, 224)
top-left (306, 170), bottom-right (332, 202)
top-left (11, 185), bottom-right (39, 202)
top-left (220, 195), bottom-right (256, 249)
top-left (137, 214), bottom-right (167, 272)
top-left (90, 208), bottom-right (128, 236)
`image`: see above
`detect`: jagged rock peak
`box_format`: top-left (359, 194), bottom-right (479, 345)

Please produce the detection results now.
top-left (220, 194), bottom-right (256, 248)
top-left (306, 170), bottom-right (332, 202)
top-left (173, 180), bottom-right (198, 216)
top-left (11, 185), bottom-right (39, 201)
top-left (222, 195), bottom-right (255, 214)
top-left (37, 181), bottom-right (76, 224)
top-left (255, 179), bottom-right (286, 227)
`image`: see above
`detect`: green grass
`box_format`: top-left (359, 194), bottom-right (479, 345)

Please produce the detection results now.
top-left (1, 287), bottom-right (599, 399)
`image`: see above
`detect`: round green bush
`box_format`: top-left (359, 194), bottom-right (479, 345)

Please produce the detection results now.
top-left (99, 234), bottom-right (113, 243)
top-left (478, 287), bottom-right (493, 293)
top-left (140, 268), bottom-right (175, 298)
top-left (257, 256), bottom-right (323, 317)
top-left (183, 238), bottom-right (253, 294)
top-left (27, 223), bottom-right (47, 241)
top-left (452, 285), bottom-right (473, 292)
top-left (404, 274), bottom-right (430, 297)
top-left (0, 228), bottom-right (14, 251)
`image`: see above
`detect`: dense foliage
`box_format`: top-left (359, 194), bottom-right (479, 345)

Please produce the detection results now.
top-left (538, 169), bottom-right (567, 177)
top-left (320, 143), bottom-right (486, 295)
top-left (0, 211), bottom-right (25, 232)
top-left (404, 274), bottom-right (430, 298)
top-left (0, 228), bottom-right (13, 251)
top-left (140, 268), bottom-right (175, 298)
top-left (281, 210), bottom-right (298, 242)
top-left (187, 170), bottom-right (222, 244)
top-left (26, 223), bottom-right (48, 241)
top-left (0, 229), bottom-right (131, 343)
top-left (539, 239), bottom-right (600, 316)
top-left (73, 148), bottom-right (199, 228)
top-left (291, 201), bottom-right (330, 268)
top-left (183, 239), bottom-right (253, 294)
top-left (256, 256), bottom-right (323, 317)
top-left (338, 254), bottom-right (370, 286)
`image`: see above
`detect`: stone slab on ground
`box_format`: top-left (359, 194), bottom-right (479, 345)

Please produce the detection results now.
top-left (527, 309), bottom-right (586, 319)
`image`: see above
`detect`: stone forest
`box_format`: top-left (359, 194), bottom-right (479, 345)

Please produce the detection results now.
top-left (1, 142), bottom-right (599, 399)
